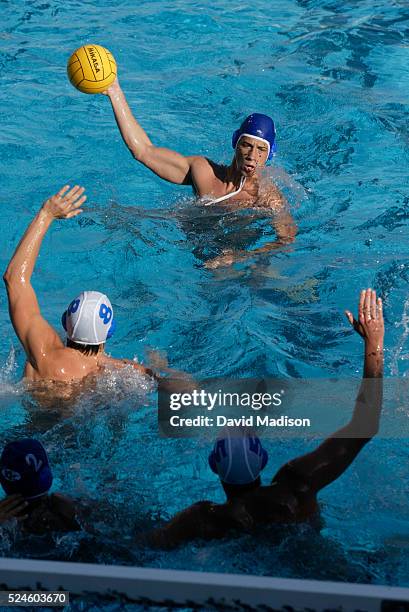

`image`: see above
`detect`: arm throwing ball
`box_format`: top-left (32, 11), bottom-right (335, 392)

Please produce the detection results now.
top-left (67, 44), bottom-right (117, 94)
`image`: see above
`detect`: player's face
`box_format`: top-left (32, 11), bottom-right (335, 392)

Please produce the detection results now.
top-left (235, 136), bottom-right (269, 177)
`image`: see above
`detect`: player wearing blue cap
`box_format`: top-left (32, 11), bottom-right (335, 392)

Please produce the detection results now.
top-left (150, 289), bottom-right (384, 548)
top-left (103, 79), bottom-right (297, 268)
top-left (3, 186), bottom-right (159, 382)
top-left (0, 439), bottom-right (80, 533)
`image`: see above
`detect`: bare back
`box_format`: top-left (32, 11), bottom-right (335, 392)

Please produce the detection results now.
top-left (23, 346), bottom-right (102, 382)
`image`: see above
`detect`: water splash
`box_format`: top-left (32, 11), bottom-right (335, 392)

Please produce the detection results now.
top-left (390, 297), bottom-right (409, 376)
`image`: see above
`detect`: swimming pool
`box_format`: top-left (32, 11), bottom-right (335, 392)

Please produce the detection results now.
top-left (0, 0), bottom-right (408, 589)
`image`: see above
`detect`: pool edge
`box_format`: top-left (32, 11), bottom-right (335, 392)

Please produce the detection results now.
top-left (0, 557), bottom-right (408, 610)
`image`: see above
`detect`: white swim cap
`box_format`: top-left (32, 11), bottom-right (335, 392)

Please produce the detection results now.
top-left (208, 432), bottom-right (268, 485)
top-left (63, 291), bottom-right (114, 345)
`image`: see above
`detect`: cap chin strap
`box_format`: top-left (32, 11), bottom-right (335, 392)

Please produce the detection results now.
top-left (204, 176), bottom-right (246, 206)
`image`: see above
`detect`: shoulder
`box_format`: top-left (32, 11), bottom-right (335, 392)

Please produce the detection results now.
top-left (47, 347), bottom-right (88, 376)
top-left (188, 157), bottom-right (226, 196)
top-left (30, 346), bottom-right (93, 381)
top-left (98, 354), bottom-right (154, 378)
top-left (49, 493), bottom-right (79, 520)
top-left (188, 156), bottom-right (217, 178)
top-left (271, 462), bottom-right (313, 496)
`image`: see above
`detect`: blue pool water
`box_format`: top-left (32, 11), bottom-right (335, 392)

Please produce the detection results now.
top-left (0, 0), bottom-right (408, 588)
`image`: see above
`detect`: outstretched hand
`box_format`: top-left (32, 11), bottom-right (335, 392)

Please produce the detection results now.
top-left (42, 185), bottom-right (86, 220)
top-left (0, 494), bottom-right (28, 524)
top-left (345, 288), bottom-right (384, 348)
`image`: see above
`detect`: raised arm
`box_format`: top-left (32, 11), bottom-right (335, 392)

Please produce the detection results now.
top-left (272, 288), bottom-right (384, 494)
top-left (104, 79), bottom-right (197, 185)
top-left (3, 186), bottom-right (86, 370)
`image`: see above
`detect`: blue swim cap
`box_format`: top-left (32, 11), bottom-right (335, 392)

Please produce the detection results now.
top-left (0, 439), bottom-right (53, 500)
top-left (208, 433), bottom-right (268, 485)
top-left (232, 113), bottom-right (277, 161)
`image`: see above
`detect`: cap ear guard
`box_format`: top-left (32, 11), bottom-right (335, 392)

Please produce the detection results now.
top-left (208, 450), bottom-right (218, 475)
top-left (61, 310), bottom-right (67, 332)
top-left (260, 448), bottom-right (268, 471)
top-left (106, 317), bottom-right (116, 340)
top-left (35, 465), bottom-right (53, 498)
top-left (268, 142), bottom-right (277, 160)
top-left (232, 129), bottom-right (240, 151)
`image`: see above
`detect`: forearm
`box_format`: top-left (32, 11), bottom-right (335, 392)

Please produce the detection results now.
top-left (363, 339), bottom-right (383, 378)
top-left (348, 341), bottom-right (383, 437)
top-left (107, 84), bottom-right (152, 160)
top-left (248, 213), bottom-right (297, 256)
top-left (286, 289), bottom-right (385, 494)
top-left (248, 236), bottom-right (295, 256)
top-left (3, 208), bottom-right (53, 287)
top-left (333, 341), bottom-right (383, 442)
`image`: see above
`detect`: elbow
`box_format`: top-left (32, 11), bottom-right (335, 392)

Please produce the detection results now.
top-left (3, 269), bottom-right (11, 287)
top-left (130, 147), bottom-right (142, 162)
top-left (130, 143), bottom-right (151, 163)
top-left (3, 267), bottom-right (25, 290)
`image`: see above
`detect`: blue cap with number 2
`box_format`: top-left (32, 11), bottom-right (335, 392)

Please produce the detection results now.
top-left (0, 439), bottom-right (53, 500)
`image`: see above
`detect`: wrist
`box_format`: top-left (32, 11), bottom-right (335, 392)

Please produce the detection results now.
top-left (364, 340), bottom-right (384, 354)
top-left (38, 205), bottom-right (55, 224)
top-left (107, 83), bottom-right (122, 101)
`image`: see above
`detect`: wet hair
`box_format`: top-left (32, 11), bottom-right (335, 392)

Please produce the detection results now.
top-left (222, 476), bottom-right (261, 500)
top-left (66, 338), bottom-right (102, 356)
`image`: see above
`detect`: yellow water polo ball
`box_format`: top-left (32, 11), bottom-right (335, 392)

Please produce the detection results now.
top-left (67, 44), bottom-right (117, 94)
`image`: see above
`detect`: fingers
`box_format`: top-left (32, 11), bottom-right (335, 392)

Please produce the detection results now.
top-left (358, 290), bottom-right (365, 325)
top-left (56, 185), bottom-right (85, 202)
top-left (364, 289), bottom-right (372, 322)
top-left (57, 185), bottom-right (70, 198)
top-left (0, 494), bottom-right (25, 509)
top-left (66, 209), bottom-right (84, 219)
top-left (344, 310), bottom-right (354, 326)
top-left (62, 185), bottom-right (85, 203)
top-left (377, 296), bottom-right (383, 322)
top-left (347, 288), bottom-right (384, 339)
top-left (362, 288), bottom-right (382, 322)
top-left (370, 289), bottom-right (377, 320)
top-left (53, 185), bottom-right (87, 218)
top-left (0, 494), bottom-right (28, 518)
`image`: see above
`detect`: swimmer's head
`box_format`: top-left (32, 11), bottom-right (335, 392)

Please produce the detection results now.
top-left (0, 439), bottom-right (53, 500)
top-left (62, 291), bottom-right (116, 353)
top-left (232, 114), bottom-right (277, 175)
top-left (208, 432), bottom-right (268, 497)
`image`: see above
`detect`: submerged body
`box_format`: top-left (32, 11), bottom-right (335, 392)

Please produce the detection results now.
top-left (150, 289), bottom-right (384, 548)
